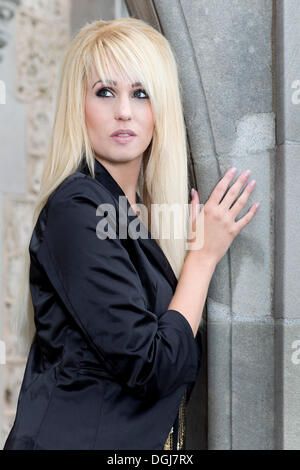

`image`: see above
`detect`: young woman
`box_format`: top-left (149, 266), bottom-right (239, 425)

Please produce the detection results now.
top-left (3, 17), bottom-right (259, 450)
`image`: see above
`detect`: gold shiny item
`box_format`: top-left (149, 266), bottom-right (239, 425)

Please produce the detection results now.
top-left (163, 389), bottom-right (187, 450)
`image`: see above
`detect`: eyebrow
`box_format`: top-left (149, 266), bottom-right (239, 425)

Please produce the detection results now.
top-left (92, 79), bottom-right (143, 89)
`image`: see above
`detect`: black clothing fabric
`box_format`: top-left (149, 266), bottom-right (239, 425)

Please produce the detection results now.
top-left (3, 157), bottom-right (202, 450)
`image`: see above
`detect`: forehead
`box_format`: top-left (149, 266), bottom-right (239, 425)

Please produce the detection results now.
top-left (87, 63), bottom-right (141, 88)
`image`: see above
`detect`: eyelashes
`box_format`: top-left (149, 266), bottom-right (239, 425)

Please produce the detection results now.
top-left (96, 87), bottom-right (149, 99)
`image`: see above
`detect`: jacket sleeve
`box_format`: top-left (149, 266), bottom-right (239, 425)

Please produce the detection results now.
top-left (37, 177), bottom-right (200, 400)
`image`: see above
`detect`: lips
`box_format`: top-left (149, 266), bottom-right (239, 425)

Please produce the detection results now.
top-left (111, 134), bottom-right (136, 144)
top-left (110, 128), bottom-right (137, 137)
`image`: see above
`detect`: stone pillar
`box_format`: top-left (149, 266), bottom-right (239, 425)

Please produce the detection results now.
top-left (274, 0), bottom-right (300, 450)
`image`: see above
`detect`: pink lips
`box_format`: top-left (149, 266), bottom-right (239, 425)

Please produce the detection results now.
top-left (111, 135), bottom-right (136, 144)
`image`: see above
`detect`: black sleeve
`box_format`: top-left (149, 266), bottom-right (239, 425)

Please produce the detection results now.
top-left (37, 177), bottom-right (200, 400)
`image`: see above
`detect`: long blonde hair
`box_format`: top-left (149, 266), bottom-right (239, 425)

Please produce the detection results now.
top-left (12, 17), bottom-right (190, 356)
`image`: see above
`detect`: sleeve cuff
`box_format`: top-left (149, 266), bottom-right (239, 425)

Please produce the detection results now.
top-left (161, 308), bottom-right (199, 382)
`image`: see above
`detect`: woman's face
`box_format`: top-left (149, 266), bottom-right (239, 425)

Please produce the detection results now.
top-left (85, 65), bottom-right (154, 164)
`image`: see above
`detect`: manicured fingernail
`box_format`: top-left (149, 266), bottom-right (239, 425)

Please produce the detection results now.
top-left (255, 202), bottom-right (260, 209)
top-left (228, 167), bottom-right (237, 175)
top-left (191, 188), bottom-right (195, 198)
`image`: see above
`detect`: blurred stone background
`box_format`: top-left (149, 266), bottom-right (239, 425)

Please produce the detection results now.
top-left (1, 0), bottom-right (300, 450)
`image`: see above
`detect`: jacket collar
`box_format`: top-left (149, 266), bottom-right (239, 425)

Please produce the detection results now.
top-left (77, 157), bottom-right (178, 291)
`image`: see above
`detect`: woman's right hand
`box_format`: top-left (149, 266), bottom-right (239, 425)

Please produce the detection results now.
top-left (187, 168), bottom-right (260, 266)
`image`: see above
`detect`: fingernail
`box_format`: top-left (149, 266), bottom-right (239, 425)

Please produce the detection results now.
top-left (191, 188), bottom-right (195, 198)
top-left (228, 167), bottom-right (237, 175)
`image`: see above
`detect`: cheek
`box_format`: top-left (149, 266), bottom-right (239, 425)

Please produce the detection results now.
top-left (85, 97), bottom-right (106, 131)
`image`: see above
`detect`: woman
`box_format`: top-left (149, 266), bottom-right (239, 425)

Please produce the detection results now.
top-left (3, 17), bottom-right (259, 450)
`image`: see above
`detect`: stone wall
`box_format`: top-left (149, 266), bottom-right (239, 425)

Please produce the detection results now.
top-left (0, 0), bottom-right (71, 448)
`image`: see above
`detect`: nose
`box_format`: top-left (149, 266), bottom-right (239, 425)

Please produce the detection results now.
top-left (114, 93), bottom-right (132, 120)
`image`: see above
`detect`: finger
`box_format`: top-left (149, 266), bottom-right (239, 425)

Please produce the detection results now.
top-left (220, 169), bottom-right (251, 211)
top-left (209, 168), bottom-right (237, 206)
top-left (229, 178), bottom-right (256, 218)
top-left (188, 190), bottom-right (204, 249)
top-left (190, 189), bottom-right (198, 239)
top-left (234, 202), bottom-right (259, 234)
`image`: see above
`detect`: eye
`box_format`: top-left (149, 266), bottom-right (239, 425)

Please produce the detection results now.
top-left (95, 87), bottom-right (149, 99)
top-left (96, 87), bottom-right (114, 98)
top-left (134, 89), bottom-right (149, 99)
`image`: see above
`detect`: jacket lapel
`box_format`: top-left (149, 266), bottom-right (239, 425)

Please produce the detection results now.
top-left (77, 157), bottom-right (178, 292)
top-left (136, 223), bottom-right (178, 292)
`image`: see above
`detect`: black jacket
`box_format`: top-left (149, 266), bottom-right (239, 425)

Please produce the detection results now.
top-left (3, 157), bottom-right (202, 450)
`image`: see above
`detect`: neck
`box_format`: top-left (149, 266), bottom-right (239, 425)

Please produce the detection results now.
top-left (94, 154), bottom-right (143, 209)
